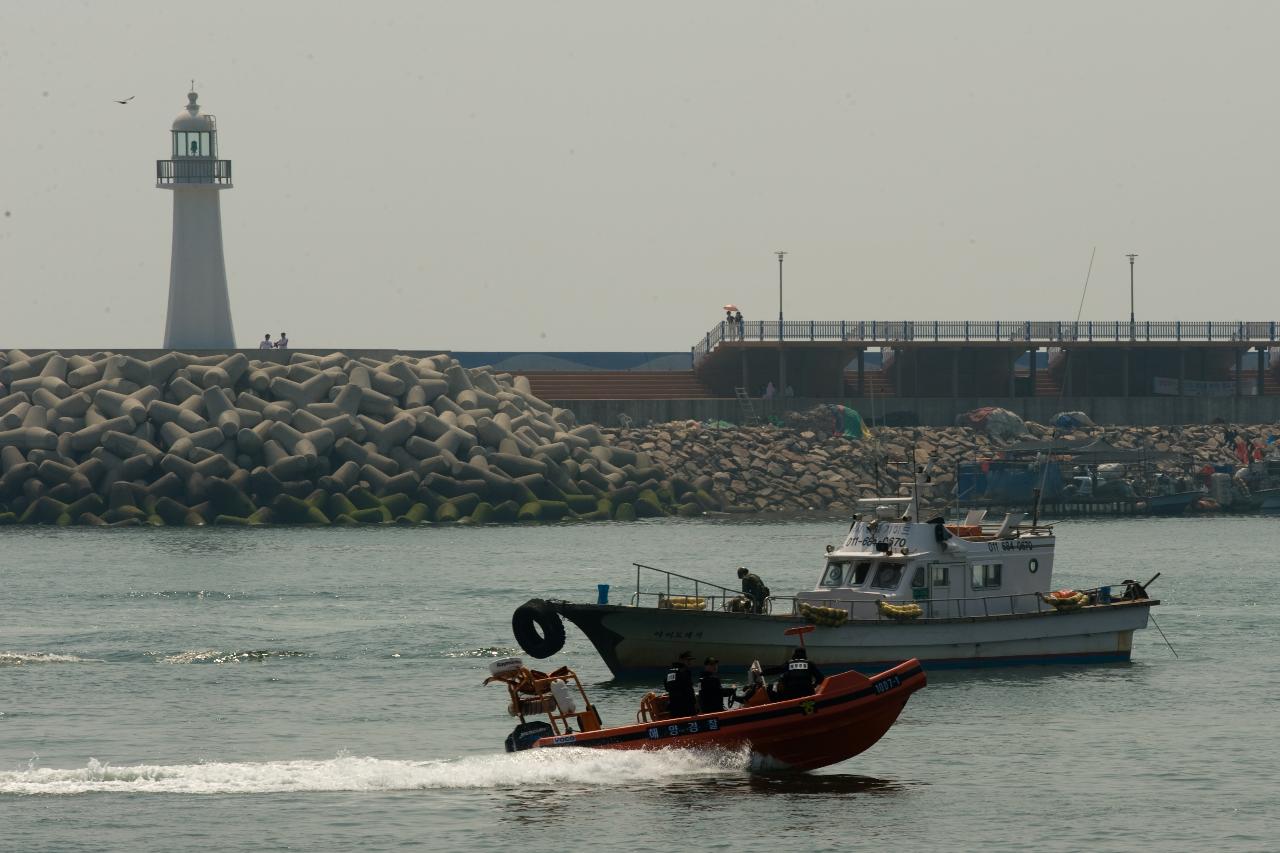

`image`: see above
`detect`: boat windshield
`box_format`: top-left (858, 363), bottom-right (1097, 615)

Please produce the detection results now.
top-left (821, 559), bottom-right (874, 587)
top-left (869, 562), bottom-right (904, 591)
top-left (821, 560), bottom-right (848, 587)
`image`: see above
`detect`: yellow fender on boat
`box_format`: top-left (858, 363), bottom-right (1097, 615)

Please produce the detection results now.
top-left (798, 602), bottom-right (849, 627)
top-left (876, 600), bottom-right (923, 621)
top-left (660, 595), bottom-right (707, 610)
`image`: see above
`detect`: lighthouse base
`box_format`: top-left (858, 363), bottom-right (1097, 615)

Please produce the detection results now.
top-left (164, 186), bottom-right (235, 349)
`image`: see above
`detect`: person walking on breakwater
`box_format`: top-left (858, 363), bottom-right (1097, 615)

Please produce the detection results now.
top-left (274, 332), bottom-right (289, 349)
top-left (737, 567), bottom-right (769, 614)
top-left (258, 333), bottom-right (273, 350)
top-left (698, 657), bottom-right (735, 713)
top-left (665, 651), bottom-right (697, 717)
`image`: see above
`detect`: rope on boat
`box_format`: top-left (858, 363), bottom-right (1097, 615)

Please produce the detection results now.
top-left (1148, 611), bottom-right (1179, 658)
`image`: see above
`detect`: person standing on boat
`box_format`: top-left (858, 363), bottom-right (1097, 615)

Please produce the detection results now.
top-left (737, 567), bottom-right (769, 614)
top-left (776, 647), bottom-right (824, 700)
top-left (665, 651), bottom-right (698, 717)
top-left (698, 657), bottom-right (735, 713)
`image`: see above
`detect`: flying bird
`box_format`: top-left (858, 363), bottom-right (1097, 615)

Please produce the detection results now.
top-left (114, 96), bottom-right (134, 104)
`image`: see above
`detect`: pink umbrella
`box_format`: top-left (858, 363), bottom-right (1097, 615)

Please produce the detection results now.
top-left (723, 303), bottom-right (739, 312)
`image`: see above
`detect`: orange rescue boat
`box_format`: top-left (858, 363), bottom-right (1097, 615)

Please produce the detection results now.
top-left (486, 633), bottom-right (925, 773)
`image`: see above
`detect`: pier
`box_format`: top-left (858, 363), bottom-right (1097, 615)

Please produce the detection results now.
top-left (691, 319), bottom-right (1279, 400)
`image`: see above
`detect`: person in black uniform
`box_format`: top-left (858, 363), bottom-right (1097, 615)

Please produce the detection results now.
top-left (776, 647), bottom-right (823, 700)
top-left (737, 567), bottom-right (769, 614)
top-left (698, 657), bottom-right (736, 713)
top-left (665, 650), bottom-right (698, 717)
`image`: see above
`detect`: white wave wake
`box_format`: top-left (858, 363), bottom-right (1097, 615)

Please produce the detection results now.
top-left (0, 748), bottom-right (751, 796)
top-left (0, 652), bottom-right (100, 666)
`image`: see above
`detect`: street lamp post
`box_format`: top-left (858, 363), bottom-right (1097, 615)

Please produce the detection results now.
top-left (1126, 253), bottom-right (1137, 338)
top-left (776, 250), bottom-right (787, 340)
top-left (775, 250), bottom-right (788, 398)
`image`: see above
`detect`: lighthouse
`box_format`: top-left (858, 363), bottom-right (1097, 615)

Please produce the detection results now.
top-left (156, 88), bottom-right (236, 349)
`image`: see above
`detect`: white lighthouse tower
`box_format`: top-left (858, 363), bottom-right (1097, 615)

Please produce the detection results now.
top-left (157, 88), bottom-right (236, 349)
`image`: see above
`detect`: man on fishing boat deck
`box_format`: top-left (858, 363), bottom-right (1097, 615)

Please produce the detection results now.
top-left (738, 567), bottom-right (769, 613)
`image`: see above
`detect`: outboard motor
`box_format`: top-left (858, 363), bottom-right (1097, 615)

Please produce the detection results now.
top-left (505, 720), bottom-right (555, 753)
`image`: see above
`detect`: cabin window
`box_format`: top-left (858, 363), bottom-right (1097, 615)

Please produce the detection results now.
top-left (871, 563), bottom-right (903, 590)
top-left (910, 567), bottom-right (926, 589)
top-left (970, 563), bottom-right (1002, 590)
top-left (853, 561), bottom-right (871, 585)
top-left (821, 561), bottom-right (846, 587)
top-left (931, 565), bottom-right (949, 587)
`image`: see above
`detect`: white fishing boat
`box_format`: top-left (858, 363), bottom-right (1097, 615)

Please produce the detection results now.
top-left (511, 497), bottom-right (1160, 676)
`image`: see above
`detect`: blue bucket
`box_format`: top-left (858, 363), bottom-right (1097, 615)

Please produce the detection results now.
top-left (1098, 586), bottom-right (1112, 604)
top-left (597, 584), bottom-right (610, 605)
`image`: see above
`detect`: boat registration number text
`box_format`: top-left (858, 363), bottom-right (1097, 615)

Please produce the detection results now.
top-left (857, 535), bottom-right (907, 548)
top-left (989, 539), bottom-right (1035, 552)
top-left (873, 675), bottom-right (901, 694)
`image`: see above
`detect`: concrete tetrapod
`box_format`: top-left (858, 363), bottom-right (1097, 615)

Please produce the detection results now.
top-left (0, 349), bottom-right (707, 526)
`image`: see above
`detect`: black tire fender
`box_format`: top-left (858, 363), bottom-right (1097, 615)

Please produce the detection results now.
top-left (512, 599), bottom-right (566, 659)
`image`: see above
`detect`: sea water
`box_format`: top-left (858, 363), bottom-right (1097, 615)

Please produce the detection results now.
top-left (0, 517), bottom-right (1276, 852)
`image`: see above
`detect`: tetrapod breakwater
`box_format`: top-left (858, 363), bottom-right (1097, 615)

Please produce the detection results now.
top-left (0, 349), bottom-right (724, 527)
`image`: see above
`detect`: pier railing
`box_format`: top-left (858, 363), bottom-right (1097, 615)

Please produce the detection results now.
top-left (692, 319), bottom-right (1280, 366)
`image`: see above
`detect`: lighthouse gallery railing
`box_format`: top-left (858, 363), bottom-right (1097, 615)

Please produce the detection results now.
top-left (156, 159), bottom-right (233, 186)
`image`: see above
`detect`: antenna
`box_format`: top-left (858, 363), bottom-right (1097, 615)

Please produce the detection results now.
top-left (912, 432), bottom-right (920, 522)
top-left (1034, 246), bottom-right (1096, 524)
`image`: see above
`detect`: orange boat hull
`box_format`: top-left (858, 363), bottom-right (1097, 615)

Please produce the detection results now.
top-left (532, 658), bottom-right (925, 772)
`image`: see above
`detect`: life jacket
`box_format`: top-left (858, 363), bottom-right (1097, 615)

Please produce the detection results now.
top-left (665, 663), bottom-right (695, 714)
top-left (779, 659), bottom-right (815, 698)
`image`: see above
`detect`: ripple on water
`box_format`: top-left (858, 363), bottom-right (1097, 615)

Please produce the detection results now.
top-left (443, 646), bottom-right (521, 659)
top-left (156, 650), bottom-right (310, 665)
top-left (0, 652), bottom-right (102, 666)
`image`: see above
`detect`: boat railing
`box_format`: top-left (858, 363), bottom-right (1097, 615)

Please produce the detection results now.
top-left (627, 563), bottom-right (1126, 619)
top-left (630, 562), bottom-right (766, 613)
top-left (774, 584), bottom-right (1121, 621)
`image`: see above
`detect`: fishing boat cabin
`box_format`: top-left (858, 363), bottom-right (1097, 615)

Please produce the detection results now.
top-left (795, 498), bottom-right (1060, 619)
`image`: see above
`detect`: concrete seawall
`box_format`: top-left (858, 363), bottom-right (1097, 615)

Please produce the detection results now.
top-left (12, 351), bottom-right (1278, 426)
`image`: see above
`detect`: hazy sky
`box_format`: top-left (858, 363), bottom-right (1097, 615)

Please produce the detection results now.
top-left (1, 1), bottom-right (1277, 351)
